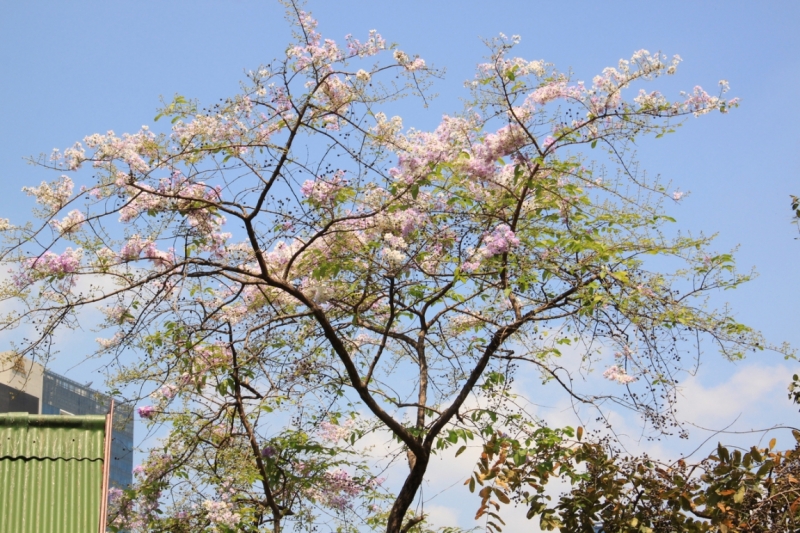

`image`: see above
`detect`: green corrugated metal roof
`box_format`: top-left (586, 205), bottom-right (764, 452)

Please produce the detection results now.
top-left (0, 413), bottom-right (106, 533)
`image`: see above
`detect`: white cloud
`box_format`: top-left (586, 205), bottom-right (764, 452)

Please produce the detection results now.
top-left (677, 363), bottom-right (791, 425)
top-left (421, 504), bottom-right (460, 530)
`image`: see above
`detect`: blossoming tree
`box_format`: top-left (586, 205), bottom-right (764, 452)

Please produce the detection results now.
top-left (0, 2), bottom-right (772, 532)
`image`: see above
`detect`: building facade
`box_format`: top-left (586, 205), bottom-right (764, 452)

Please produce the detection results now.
top-left (0, 412), bottom-right (112, 533)
top-left (0, 355), bottom-right (133, 490)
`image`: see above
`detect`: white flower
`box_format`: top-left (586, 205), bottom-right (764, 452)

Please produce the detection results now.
top-left (356, 69), bottom-right (371, 82)
top-left (383, 233), bottom-right (408, 250)
top-left (393, 50), bottom-right (409, 65)
top-left (305, 282), bottom-right (332, 304)
top-left (50, 209), bottom-right (86, 236)
top-left (405, 58), bottom-right (426, 72)
top-left (22, 175), bottom-right (74, 214)
top-left (382, 247), bottom-right (407, 267)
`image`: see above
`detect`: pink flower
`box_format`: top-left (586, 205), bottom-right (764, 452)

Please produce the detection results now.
top-left (319, 419), bottom-right (355, 442)
top-left (300, 170), bottom-right (346, 204)
top-left (15, 248), bottom-right (83, 287)
top-left (137, 405), bottom-right (156, 419)
top-left (119, 234), bottom-right (152, 261)
top-left (603, 365), bottom-right (636, 384)
top-left (484, 224), bottom-right (520, 256)
top-left (261, 445), bottom-right (276, 458)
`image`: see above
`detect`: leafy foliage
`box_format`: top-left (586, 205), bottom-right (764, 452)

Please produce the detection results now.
top-left (469, 428), bottom-right (800, 533)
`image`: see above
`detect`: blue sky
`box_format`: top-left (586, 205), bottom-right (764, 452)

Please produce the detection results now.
top-left (2, 1), bottom-right (799, 529)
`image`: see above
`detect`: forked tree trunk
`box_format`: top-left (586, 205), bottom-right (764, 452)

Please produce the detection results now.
top-left (385, 449), bottom-right (430, 533)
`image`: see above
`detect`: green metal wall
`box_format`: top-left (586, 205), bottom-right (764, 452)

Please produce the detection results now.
top-left (0, 413), bottom-right (106, 533)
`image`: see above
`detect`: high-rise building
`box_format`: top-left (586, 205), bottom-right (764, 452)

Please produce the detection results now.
top-left (0, 354), bottom-right (133, 490)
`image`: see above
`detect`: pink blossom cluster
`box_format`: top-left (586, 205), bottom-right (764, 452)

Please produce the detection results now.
top-left (262, 239), bottom-right (304, 274)
top-left (591, 50), bottom-right (676, 95)
top-left (109, 453), bottom-right (173, 530)
top-left (84, 128), bottom-right (156, 173)
top-left (49, 143), bottom-right (86, 171)
top-left (390, 208), bottom-right (427, 238)
top-left (95, 332), bottom-right (124, 350)
top-left (463, 224), bottom-right (520, 272)
top-left (107, 487), bottom-right (135, 530)
top-left (633, 89), bottom-right (670, 112)
top-left (483, 224), bottom-right (521, 255)
top-left (191, 344), bottom-right (231, 375)
top-left (318, 419), bottom-right (355, 442)
top-left (202, 231), bottom-right (232, 258)
top-left (286, 11), bottom-right (342, 73)
top-left (406, 58), bottom-right (426, 71)
top-left (215, 283), bottom-right (293, 324)
top-left (447, 309), bottom-right (487, 332)
top-left (119, 235), bottom-right (151, 261)
top-left (603, 365), bottom-right (636, 384)
top-left (137, 405), bottom-right (156, 419)
top-left (108, 487), bottom-right (124, 503)
top-left (308, 468), bottom-right (363, 510)
top-left (130, 453), bottom-right (172, 487)
top-left (351, 332), bottom-right (381, 349)
top-left (119, 235), bottom-right (176, 268)
top-left (317, 76), bottom-right (357, 130)
top-left (301, 170), bottom-right (346, 203)
top-left (388, 115), bottom-right (476, 184)
top-left (387, 115), bottom-right (530, 184)
top-left (144, 244), bottom-right (176, 269)
top-left (262, 84), bottom-right (292, 114)
top-left (118, 171), bottom-right (225, 234)
top-left (150, 383), bottom-right (178, 402)
top-left (102, 305), bottom-right (134, 324)
top-left (202, 500), bottom-right (240, 531)
top-left (391, 49), bottom-right (425, 71)
top-left (679, 84), bottom-right (737, 116)
top-left (172, 112), bottom-right (251, 149)
top-left (527, 80), bottom-right (586, 107)
top-left (14, 248), bottom-right (83, 287)
top-left (477, 55), bottom-right (546, 81)
top-left (466, 124), bottom-right (528, 178)
top-left (614, 345), bottom-right (634, 359)
top-left (345, 29), bottom-right (386, 57)
top-left (469, 47), bottom-right (735, 154)
top-left (370, 112), bottom-right (403, 144)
